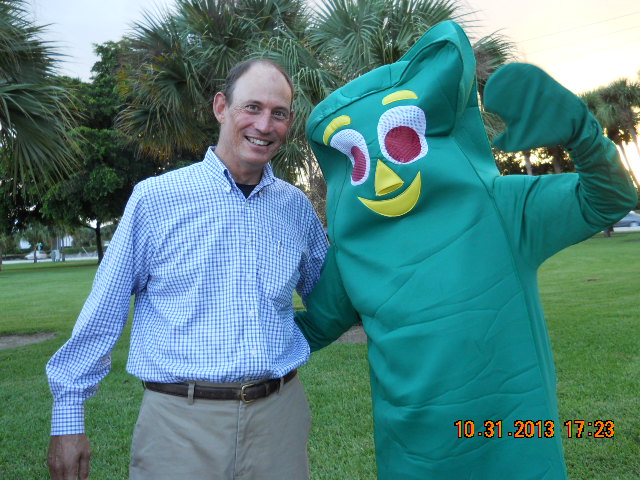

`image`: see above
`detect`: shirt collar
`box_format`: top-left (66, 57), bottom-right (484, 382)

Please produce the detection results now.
top-left (203, 146), bottom-right (276, 193)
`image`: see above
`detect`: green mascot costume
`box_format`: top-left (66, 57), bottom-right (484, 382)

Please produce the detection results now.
top-left (296, 21), bottom-right (636, 479)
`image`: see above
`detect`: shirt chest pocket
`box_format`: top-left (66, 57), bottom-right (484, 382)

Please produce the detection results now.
top-left (258, 232), bottom-right (304, 302)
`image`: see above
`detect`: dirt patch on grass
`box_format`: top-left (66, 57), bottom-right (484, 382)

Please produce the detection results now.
top-left (336, 325), bottom-right (366, 343)
top-left (0, 332), bottom-right (56, 349)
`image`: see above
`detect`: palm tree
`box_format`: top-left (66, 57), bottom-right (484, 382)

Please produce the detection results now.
top-left (473, 31), bottom-right (515, 101)
top-left (116, 6), bottom-right (217, 161)
top-left (0, 0), bottom-right (78, 190)
top-left (309, 0), bottom-right (462, 82)
top-left (117, 0), bottom-right (516, 207)
top-left (599, 79), bottom-right (640, 157)
top-left (598, 79), bottom-right (640, 188)
top-left (304, 0), bottom-right (515, 204)
top-left (19, 223), bottom-right (48, 263)
top-left (308, 0), bottom-right (515, 89)
top-left (269, 0), bottom-right (516, 201)
top-left (581, 84), bottom-right (640, 187)
top-left (0, 232), bottom-right (16, 271)
top-left (117, 0), bottom-right (310, 169)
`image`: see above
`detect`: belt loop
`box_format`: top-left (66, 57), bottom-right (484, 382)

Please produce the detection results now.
top-left (277, 375), bottom-right (285, 394)
top-left (187, 382), bottom-right (195, 405)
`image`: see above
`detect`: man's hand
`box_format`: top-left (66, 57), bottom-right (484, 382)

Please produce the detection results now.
top-left (48, 434), bottom-right (91, 480)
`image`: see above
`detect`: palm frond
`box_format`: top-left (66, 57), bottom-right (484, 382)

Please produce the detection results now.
top-left (473, 32), bottom-right (516, 100)
top-left (0, 0), bottom-right (79, 191)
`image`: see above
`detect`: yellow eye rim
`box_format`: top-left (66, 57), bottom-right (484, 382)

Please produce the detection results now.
top-left (382, 90), bottom-right (418, 105)
top-left (323, 115), bottom-right (351, 145)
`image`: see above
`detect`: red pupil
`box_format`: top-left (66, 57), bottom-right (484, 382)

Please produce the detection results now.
top-left (385, 126), bottom-right (420, 163)
top-left (351, 146), bottom-right (366, 182)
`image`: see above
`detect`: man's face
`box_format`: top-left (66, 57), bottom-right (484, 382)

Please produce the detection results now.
top-left (213, 63), bottom-right (293, 183)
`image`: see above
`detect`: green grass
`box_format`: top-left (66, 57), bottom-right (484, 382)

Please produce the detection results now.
top-left (0, 261), bottom-right (97, 334)
top-left (1, 233), bottom-right (639, 479)
top-left (539, 232), bottom-right (640, 479)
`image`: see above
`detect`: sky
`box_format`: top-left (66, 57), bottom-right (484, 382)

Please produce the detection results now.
top-left (29, 0), bottom-right (640, 174)
top-left (30, 0), bottom-right (639, 93)
top-left (464, 0), bottom-right (639, 94)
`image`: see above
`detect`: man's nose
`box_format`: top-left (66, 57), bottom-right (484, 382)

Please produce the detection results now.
top-left (254, 111), bottom-right (273, 132)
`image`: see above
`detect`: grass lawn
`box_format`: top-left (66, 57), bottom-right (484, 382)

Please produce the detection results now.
top-left (1, 232), bottom-right (639, 479)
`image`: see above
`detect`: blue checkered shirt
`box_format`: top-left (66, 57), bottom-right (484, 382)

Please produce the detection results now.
top-left (46, 148), bottom-right (328, 435)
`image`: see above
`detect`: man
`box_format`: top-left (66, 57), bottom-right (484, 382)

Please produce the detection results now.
top-left (47, 59), bottom-right (327, 480)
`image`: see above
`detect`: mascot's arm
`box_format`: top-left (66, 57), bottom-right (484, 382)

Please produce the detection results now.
top-left (485, 63), bottom-right (637, 263)
top-left (295, 245), bottom-right (359, 351)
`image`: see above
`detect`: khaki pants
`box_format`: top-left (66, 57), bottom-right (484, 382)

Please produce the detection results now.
top-left (129, 376), bottom-right (311, 480)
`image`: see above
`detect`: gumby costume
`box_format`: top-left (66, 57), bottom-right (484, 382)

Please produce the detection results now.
top-left (295, 21), bottom-right (636, 479)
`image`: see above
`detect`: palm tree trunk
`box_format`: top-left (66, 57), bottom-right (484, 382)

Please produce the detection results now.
top-left (307, 158), bottom-right (327, 227)
top-left (523, 150), bottom-right (533, 175)
top-left (628, 129), bottom-right (640, 175)
top-left (549, 146), bottom-right (564, 173)
top-left (95, 221), bottom-right (104, 263)
top-left (616, 144), bottom-right (639, 188)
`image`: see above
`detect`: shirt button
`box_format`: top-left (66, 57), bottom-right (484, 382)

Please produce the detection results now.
top-left (250, 350), bottom-right (257, 356)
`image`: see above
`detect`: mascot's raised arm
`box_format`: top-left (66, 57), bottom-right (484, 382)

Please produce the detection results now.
top-left (295, 20), bottom-right (636, 480)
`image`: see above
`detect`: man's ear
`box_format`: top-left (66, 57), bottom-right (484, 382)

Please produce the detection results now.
top-left (213, 92), bottom-right (227, 123)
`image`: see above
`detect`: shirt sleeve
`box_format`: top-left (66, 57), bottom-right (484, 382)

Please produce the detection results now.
top-left (46, 183), bottom-right (155, 435)
top-left (295, 199), bottom-right (329, 302)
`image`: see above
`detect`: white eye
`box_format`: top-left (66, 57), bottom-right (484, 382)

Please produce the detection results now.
top-left (330, 129), bottom-right (371, 185)
top-left (377, 106), bottom-right (428, 165)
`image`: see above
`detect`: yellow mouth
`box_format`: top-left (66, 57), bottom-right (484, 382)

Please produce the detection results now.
top-left (358, 172), bottom-right (421, 217)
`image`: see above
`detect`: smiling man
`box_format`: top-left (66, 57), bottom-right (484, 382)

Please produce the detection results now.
top-left (46, 59), bottom-right (328, 480)
top-left (213, 61), bottom-right (295, 184)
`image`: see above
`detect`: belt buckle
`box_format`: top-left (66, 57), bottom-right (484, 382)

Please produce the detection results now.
top-left (241, 382), bottom-right (257, 403)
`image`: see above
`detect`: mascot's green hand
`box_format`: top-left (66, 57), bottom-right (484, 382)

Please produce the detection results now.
top-left (484, 63), bottom-right (603, 156)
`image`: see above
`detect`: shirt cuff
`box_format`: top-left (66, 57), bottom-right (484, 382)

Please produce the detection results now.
top-left (51, 402), bottom-right (85, 436)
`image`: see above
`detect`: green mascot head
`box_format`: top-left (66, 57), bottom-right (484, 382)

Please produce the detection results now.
top-left (307, 21), bottom-right (498, 242)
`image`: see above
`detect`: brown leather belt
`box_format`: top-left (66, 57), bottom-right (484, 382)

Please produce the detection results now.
top-left (143, 369), bottom-right (297, 403)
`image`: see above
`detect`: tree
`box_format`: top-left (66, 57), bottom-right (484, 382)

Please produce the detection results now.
top-left (0, 0), bottom-right (78, 191)
top-left (301, 0), bottom-right (514, 210)
top-left (581, 82), bottom-right (640, 188)
top-left (0, 158), bottom-right (44, 235)
top-left (42, 42), bottom-right (161, 262)
top-left (599, 79), bottom-right (640, 159)
top-left (597, 79), bottom-right (640, 189)
top-left (119, 1), bottom-right (290, 160)
top-left (0, 232), bottom-right (16, 270)
top-left (116, 0), bottom-right (316, 180)
top-left (19, 222), bottom-right (47, 263)
top-left (308, 0), bottom-right (513, 85)
top-left (116, 0), bottom-right (515, 219)
top-left (537, 145), bottom-right (573, 174)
